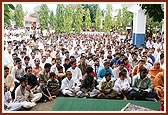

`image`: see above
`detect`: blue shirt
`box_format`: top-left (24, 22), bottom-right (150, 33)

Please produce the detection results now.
top-left (97, 67), bottom-right (114, 81)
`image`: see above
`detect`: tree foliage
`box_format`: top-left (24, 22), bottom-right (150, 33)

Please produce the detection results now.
top-left (14, 4), bottom-right (24, 27)
top-left (74, 4), bottom-right (83, 34)
top-left (115, 7), bottom-right (133, 32)
top-left (104, 4), bottom-right (112, 33)
top-left (29, 5), bottom-right (41, 19)
top-left (84, 8), bottom-right (91, 30)
top-left (55, 4), bottom-right (65, 33)
top-left (4, 4), bottom-right (15, 26)
top-left (141, 4), bottom-right (164, 23)
top-left (39, 4), bottom-right (49, 32)
top-left (82, 4), bottom-right (98, 23)
top-left (49, 10), bottom-right (55, 28)
top-left (64, 5), bottom-right (73, 34)
top-left (95, 5), bottom-right (102, 32)
top-left (145, 14), bottom-right (162, 37)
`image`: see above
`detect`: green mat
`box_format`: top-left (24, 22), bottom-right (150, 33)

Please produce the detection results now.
top-left (52, 97), bottom-right (161, 111)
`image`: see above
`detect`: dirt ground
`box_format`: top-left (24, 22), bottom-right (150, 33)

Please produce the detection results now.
top-left (20, 98), bottom-right (57, 111)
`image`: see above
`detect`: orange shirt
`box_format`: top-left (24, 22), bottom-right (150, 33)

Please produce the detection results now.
top-left (32, 66), bottom-right (43, 77)
top-left (148, 67), bottom-right (164, 84)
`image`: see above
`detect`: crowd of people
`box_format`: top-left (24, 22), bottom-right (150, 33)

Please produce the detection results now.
top-left (3, 26), bottom-right (165, 111)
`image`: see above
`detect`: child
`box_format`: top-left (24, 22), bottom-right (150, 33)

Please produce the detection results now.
top-left (47, 72), bottom-right (61, 97)
top-left (56, 65), bottom-right (66, 86)
top-left (98, 72), bottom-right (120, 99)
top-left (80, 66), bottom-right (99, 98)
top-left (113, 70), bottom-right (131, 100)
top-left (37, 79), bottom-right (53, 102)
top-left (4, 83), bottom-right (22, 111)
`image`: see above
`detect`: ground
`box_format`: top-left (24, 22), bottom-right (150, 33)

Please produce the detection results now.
top-left (20, 98), bottom-right (57, 111)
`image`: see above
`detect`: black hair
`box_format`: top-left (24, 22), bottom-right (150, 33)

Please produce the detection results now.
top-left (4, 66), bottom-right (9, 70)
top-left (15, 57), bottom-right (21, 63)
top-left (64, 58), bottom-right (70, 61)
top-left (123, 57), bottom-right (128, 61)
top-left (105, 71), bottom-right (112, 77)
top-left (19, 76), bottom-right (28, 83)
top-left (119, 69), bottom-right (127, 77)
top-left (160, 53), bottom-right (164, 59)
top-left (50, 72), bottom-right (56, 78)
top-left (70, 60), bottom-right (76, 66)
top-left (44, 63), bottom-right (52, 68)
top-left (139, 66), bottom-right (147, 72)
top-left (24, 56), bottom-right (30, 60)
top-left (119, 60), bottom-right (125, 65)
top-left (57, 65), bottom-right (63, 71)
top-left (107, 55), bottom-right (112, 59)
top-left (86, 66), bottom-right (93, 74)
top-left (25, 66), bottom-right (32, 72)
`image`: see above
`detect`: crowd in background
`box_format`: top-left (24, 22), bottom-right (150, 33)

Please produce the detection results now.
top-left (4, 26), bottom-right (165, 111)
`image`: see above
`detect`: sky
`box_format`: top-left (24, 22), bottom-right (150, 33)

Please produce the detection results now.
top-left (18, 2), bottom-right (122, 14)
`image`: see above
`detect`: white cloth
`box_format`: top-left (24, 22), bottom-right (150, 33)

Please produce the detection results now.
top-left (4, 91), bottom-right (22, 111)
top-left (113, 78), bottom-right (131, 93)
top-left (67, 67), bottom-right (82, 86)
top-left (61, 77), bottom-right (82, 97)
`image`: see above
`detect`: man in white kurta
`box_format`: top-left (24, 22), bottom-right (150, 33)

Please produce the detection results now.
top-left (61, 71), bottom-right (82, 97)
top-left (67, 60), bottom-right (83, 86)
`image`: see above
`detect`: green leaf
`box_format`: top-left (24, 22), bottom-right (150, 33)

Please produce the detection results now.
top-left (4, 4), bottom-right (9, 11)
top-left (8, 4), bottom-right (15, 10)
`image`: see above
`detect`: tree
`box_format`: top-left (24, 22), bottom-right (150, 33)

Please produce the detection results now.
top-left (141, 4), bottom-right (164, 23)
top-left (38, 4), bottom-right (49, 32)
top-left (29, 5), bottom-right (41, 19)
top-left (82, 4), bottom-right (98, 23)
top-left (95, 5), bottom-right (102, 32)
top-left (74, 4), bottom-right (83, 34)
top-left (4, 4), bottom-right (15, 26)
top-left (145, 14), bottom-right (162, 38)
top-left (64, 5), bottom-right (73, 34)
top-left (84, 8), bottom-right (91, 30)
top-left (55, 4), bottom-right (65, 33)
top-left (104, 4), bottom-right (113, 33)
top-left (49, 10), bottom-right (55, 28)
top-left (13, 4), bottom-right (24, 27)
top-left (115, 9), bottom-right (122, 32)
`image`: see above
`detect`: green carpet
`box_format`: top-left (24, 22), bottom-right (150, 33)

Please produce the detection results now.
top-left (52, 97), bottom-right (161, 111)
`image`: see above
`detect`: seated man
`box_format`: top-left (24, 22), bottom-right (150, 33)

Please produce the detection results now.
top-left (98, 72), bottom-right (120, 99)
top-left (97, 61), bottom-right (114, 83)
top-left (23, 66), bottom-right (39, 93)
top-left (61, 71), bottom-right (83, 97)
top-left (14, 77), bottom-right (42, 109)
top-left (129, 66), bottom-right (158, 101)
top-left (153, 72), bottom-right (164, 102)
top-left (80, 66), bottom-right (99, 98)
